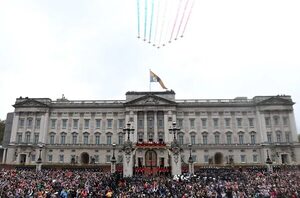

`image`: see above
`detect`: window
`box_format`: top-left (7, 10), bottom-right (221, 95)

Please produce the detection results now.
top-left (276, 132), bottom-right (281, 143)
top-left (72, 133), bottom-right (77, 144)
top-left (95, 134), bottom-right (101, 145)
top-left (203, 134), bottom-right (208, 144)
top-left (158, 119), bottom-right (163, 128)
top-left (138, 119), bottom-right (143, 129)
top-left (283, 117), bottom-right (288, 126)
top-left (51, 119), bottom-right (56, 129)
top-left (61, 133), bottom-right (66, 144)
top-left (250, 133), bottom-right (256, 144)
top-left (34, 133), bottom-right (39, 144)
top-left (94, 155), bottom-right (99, 163)
top-left (83, 133), bottom-right (89, 144)
top-left (238, 133), bottom-right (244, 144)
top-left (178, 133), bottom-right (184, 144)
top-left (201, 118), bottom-right (207, 129)
top-left (48, 155), bottom-right (53, 162)
top-left (31, 154), bottom-right (36, 162)
top-left (226, 133), bottom-right (232, 144)
top-left (253, 155), bottom-right (258, 163)
top-left (27, 118), bottom-right (33, 128)
top-left (50, 133), bottom-right (55, 144)
top-left (190, 119), bottom-right (195, 129)
top-left (84, 119), bottom-right (90, 129)
top-left (237, 118), bottom-right (242, 128)
top-left (107, 134), bottom-right (112, 145)
top-left (248, 118), bottom-right (254, 127)
top-left (107, 119), bottom-right (112, 129)
top-left (191, 134), bottom-right (196, 145)
top-left (118, 119), bottom-right (124, 129)
top-left (25, 132), bottom-right (31, 143)
top-left (177, 119), bottom-right (183, 128)
top-left (213, 118), bottom-right (219, 128)
top-left (138, 133), bottom-right (143, 142)
top-left (95, 119), bottom-right (101, 129)
top-left (17, 133), bottom-right (22, 143)
top-left (225, 118), bottom-right (230, 128)
top-left (73, 119), bottom-right (79, 129)
top-left (118, 155), bottom-right (123, 163)
top-left (204, 155), bottom-right (209, 163)
top-left (265, 117), bottom-right (270, 127)
top-left (274, 116), bottom-right (279, 125)
top-left (35, 119), bottom-right (41, 129)
top-left (285, 133), bottom-right (290, 143)
top-left (106, 155), bottom-right (111, 163)
top-left (59, 155), bottom-right (64, 163)
top-left (158, 132), bottom-right (164, 143)
top-left (214, 133), bottom-right (220, 144)
top-left (148, 133), bottom-right (154, 142)
top-left (62, 119), bottom-right (67, 129)
top-left (241, 155), bottom-right (246, 163)
top-left (118, 134), bottom-right (124, 144)
top-left (267, 133), bottom-right (272, 143)
top-left (192, 155), bottom-right (197, 162)
top-left (19, 119), bottom-right (25, 128)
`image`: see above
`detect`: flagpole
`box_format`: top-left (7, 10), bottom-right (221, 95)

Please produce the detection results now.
top-left (149, 69), bottom-right (151, 92)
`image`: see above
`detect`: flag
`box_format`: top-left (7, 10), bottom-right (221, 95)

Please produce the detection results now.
top-left (150, 70), bottom-right (167, 89)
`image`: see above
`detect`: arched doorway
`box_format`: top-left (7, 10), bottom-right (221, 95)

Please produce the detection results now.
top-left (145, 150), bottom-right (157, 167)
top-left (19, 154), bottom-right (26, 164)
top-left (81, 152), bottom-right (89, 164)
top-left (214, 152), bottom-right (223, 164)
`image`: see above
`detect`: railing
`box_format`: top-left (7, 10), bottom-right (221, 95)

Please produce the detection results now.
top-left (176, 99), bottom-right (253, 103)
top-left (52, 100), bottom-right (125, 104)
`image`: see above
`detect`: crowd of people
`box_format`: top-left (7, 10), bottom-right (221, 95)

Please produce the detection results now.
top-left (0, 166), bottom-right (299, 197)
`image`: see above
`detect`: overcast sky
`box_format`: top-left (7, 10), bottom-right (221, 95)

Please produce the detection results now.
top-left (0, 0), bottom-right (299, 131)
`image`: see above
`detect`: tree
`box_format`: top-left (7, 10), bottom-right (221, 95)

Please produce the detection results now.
top-left (0, 119), bottom-right (5, 144)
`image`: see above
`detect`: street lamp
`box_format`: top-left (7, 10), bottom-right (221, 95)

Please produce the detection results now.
top-left (188, 144), bottom-right (193, 164)
top-left (111, 143), bottom-right (117, 174)
top-left (123, 122), bottom-right (135, 142)
top-left (36, 144), bottom-right (43, 172)
top-left (169, 121), bottom-right (180, 141)
top-left (266, 150), bottom-right (272, 164)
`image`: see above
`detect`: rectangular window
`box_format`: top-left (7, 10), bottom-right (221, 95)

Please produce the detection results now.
top-left (237, 118), bottom-right (242, 128)
top-left (72, 135), bottom-right (77, 144)
top-left (107, 135), bottom-right (112, 145)
top-left (179, 135), bottom-right (184, 145)
top-left (31, 154), bottom-right (36, 162)
top-left (241, 155), bottom-right (246, 163)
top-left (19, 119), bottom-right (25, 128)
top-left (34, 134), bottom-right (39, 144)
top-left (276, 134), bottom-right (281, 142)
top-left (61, 135), bottom-right (66, 144)
top-left (285, 133), bottom-right (290, 143)
top-left (25, 133), bottom-right (31, 143)
top-left (84, 119), bottom-right (90, 129)
top-left (215, 135), bottom-right (219, 144)
top-left (239, 134), bottom-right (244, 144)
top-left (84, 135), bottom-right (89, 144)
top-left (158, 119), bottom-right (163, 128)
top-left (226, 134), bottom-right (232, 144)
top-left (177, 119), bottom-right (183, 128)
top-left (51, 119), bottom-right (56, 129)
top-left (95, 119), bottom-right (101, 129)
top-left (265, 117), bottom-right (270, 127)
top-left (95, 155), bottom-right (99, 163)
top-left (118, 119), bottom-right (124, 129)
top-left (35, 119), bottom-right (41, 129)
top-left (274, 117), bottom-right (279, 125)
top-left (201, 119), bottom-right (207, 129)
top-left (213, 118), bottom-right (219, 128)
top-left (251, 134), bottom-right (256, 144)
top-left (283, 117), bottom-right (288, 126)
top-left (248, 118), bottom-right (254, 127)
top-left (62, 119), bottom-right (67, 129)
top-left (73, 119), bottom-right (79, 129)
top-left (190, 119), bottom-right (195, 129)
top-left (17, 133), bottom-right (22, 143)
top-left (192, 155), bottom-right (197, 162)
top-left (48, 155), bottom-right (53, 162)
top-left (107, 119), bottom-right (112, 129)
top-left (225, 118), bottom-right (230, 128)
top-left (138, 119), bottom-right (143, 129)
top-left (253, 155), bottom-right (258, 163)
top-left (50, 135), bottom-right (55, 144)
top-left (203, 135), bottom-right (208, 144)
top-left (267, 133), bottom-right (272, 143)
top-left (95, 135), bottom-right (100, 145)
top-left (106, 155), bottom-right (111, 163)
top-left (191, 135), bottom-right (196, 145)
top-left (27, 118), bottom-right (33, 128)
top-left (118, 135), bottom-right (124, 144)
top-left (204, 155), bottom-right (209, 163)
top-left (59, 155), bottom-right (64, 163)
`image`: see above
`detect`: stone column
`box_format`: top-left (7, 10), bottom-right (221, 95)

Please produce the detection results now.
top-left (154, 111), bottom-right (158, 142)
top-left (123, 151), bottom-right (134, 177)
top-left (10, 113), bottom-right (19, 143)
top-left (144, 112), bottom-right (147, 141)
top-left (2, 148), bottom-right (7, 164)
top-left (288, 111), bottom-right (298, 142)
top-left (170, 151), bottom-right (182, 176)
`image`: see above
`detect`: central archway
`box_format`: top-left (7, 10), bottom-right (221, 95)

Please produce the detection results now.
top-left (81, 152), bottom-right (89, 164)
top-left (145, 150), bottom-right (157, 167)
top-left (214, 152), bottom-right (223, 164)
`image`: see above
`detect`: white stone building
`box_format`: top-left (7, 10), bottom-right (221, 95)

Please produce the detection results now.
top-left (2, 90), bottom-right (300, 171)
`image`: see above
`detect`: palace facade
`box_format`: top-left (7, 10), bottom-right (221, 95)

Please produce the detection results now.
top-left (2, 90), bottom-right (300, 172)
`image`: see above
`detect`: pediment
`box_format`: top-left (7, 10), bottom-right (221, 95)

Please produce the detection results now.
top-left (14, 99), bottom-right (49, 108)
top-left (257, 96), bottom-right (294, 106)
top-left (125, 94), bottom-right (176, 106)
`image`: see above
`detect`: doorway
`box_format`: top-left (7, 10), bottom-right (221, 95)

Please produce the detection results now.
top-left (214, 152), bottom-right (223, 164)
top-left (81, 152), bottom-right (89, 164)
top-left (281, 154), bottom-right (288, 164)
top-left (145, 150), bottom-right (157, 167)
top-left (19, 154), bottom-right (26, 164)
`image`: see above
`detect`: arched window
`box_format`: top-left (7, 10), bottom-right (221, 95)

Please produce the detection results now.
top-left (202, 132), bottom-right (208, 145)
top-left (25, 131), bottom-right (31, 143)
top-left (106, 133), bottom-right (112, 145)
top-left (95, 132), bottom-right (101, 145)
top-left (250, 131), bottom-right (256, 144)
top-left (267, 132), bottom-right (272, 143)
top-left (83, 132), bottom-right (89, 144)
top-left (190, 132), bottom-right (196, 145)
top-left (276, 131), bottom-right (282, 143)
top-left (238, 132), bottom-right (244, 144)
top-left (72, 132), bottom-right (78, 144)
top-left (60, 132), bottom-right (66, 144)
top-left (118, 133), bottom-right (124, 144)
top-left (178, 132), bottom-right (184, 145)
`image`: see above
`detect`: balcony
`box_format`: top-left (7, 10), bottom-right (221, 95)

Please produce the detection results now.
top-left (135, 142), bottom-right (167, 148)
